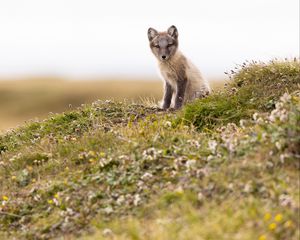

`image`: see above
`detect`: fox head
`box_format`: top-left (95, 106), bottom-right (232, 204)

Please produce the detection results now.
top-left (147, 25), bottom-right (178, 62)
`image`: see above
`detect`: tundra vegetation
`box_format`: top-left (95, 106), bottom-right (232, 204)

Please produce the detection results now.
top-left (0, 59), bottom-right (299, 239)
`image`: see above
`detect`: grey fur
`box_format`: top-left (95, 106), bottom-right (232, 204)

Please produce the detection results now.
top-left (167, 25), bottom-right (178, 39)
top-left (174, 77), bottom-right (187, 109)
top-left (148, 25), bottom-right (211, 110)
top-left (148, 28), bottom-right (158, 41)
top-left (162, 82), bottom-right (173, 109)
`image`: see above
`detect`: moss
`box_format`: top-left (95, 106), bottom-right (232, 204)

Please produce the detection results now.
top-left (180, 59), bottom-right (300, 130)
top-left (182, 93), bottom-right (252, 129)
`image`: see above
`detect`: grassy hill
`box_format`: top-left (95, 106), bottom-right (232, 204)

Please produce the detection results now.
top-left (0, 79), bottom-right (162, 130)
top-left (0, 59), bottom-right (299, 240)
top-left (0, 78), bottom-right (226, 131)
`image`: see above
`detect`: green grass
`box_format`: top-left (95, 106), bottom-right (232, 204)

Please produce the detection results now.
top-left (181, 59), bottom-right (300, 130)
top-left (0, 59), bottom-right (299, 239)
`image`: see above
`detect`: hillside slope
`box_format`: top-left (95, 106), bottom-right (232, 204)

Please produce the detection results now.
top-left (0, 59), bottom-right (299, 240)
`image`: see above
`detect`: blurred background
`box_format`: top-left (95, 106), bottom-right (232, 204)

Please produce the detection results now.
top-left (0, 0), bottom-right (299, 130)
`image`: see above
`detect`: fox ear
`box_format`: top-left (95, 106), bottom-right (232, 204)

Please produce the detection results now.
top-left (148, 28), bottom-right (158, 41)
top-left (167, 25), bottom-right (178, 39)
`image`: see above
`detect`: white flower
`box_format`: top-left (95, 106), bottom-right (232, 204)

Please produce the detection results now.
top-left (279, 153), bottom-right (290, 163)
top-left (102, 228), bottom-right (113, 237)
top-left (103, 206), bottom-right (113, 214)
top-left (279, 194), bottom-right (294, 207)
top-left (269, 111), bottom-right (276, 122)
top-left (174, 186), bottom-right (184, 194)
top-left (275, 102), bottom-right (284, 110)
top-left (187, 140), bottom-right (200, 148)
top-left (33, 194), bottom-right (41, 202)
top-left (141, 172), bottom-right (153, 181)
top-left (239, 119), bottom-right (246, 129)
top-left (53, 198), bottom-right (59, 206)
top-left (197, 192), bottom-right (204, 201)
top-left (208, 140), bottom-right (218, 154)
top-left (252, 112), bottom-right (259, 121)
top-left (66, 208), bottom-right (75, 216)
top-left (185, 160), bottom-right (197, 169)
top-left (163, 121), bottom-right (172, 128)
top-left (243, 182), bottom-right (252, 193)
top-left (116, 195), bottom-right (125, 205)
top-left (133, 194), bottom-right (141, 206)
top-left (279, 110), bottom-right (288, 122)
top-left (280, 93), bottom-right (291, 103)
top-left (269, 103), bottom-right (288, 122)
top-left (256, 117), bottom-right (264, 124)
top-left (142, 148), bottom-right (162, 161)
top-left (275, 141), bottom-right (282, 150)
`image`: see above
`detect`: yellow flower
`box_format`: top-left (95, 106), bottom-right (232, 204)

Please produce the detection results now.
top-left (258, 235), bottom-right (266, 240)
top-left (54, 193), bottom-right (59, 199)
top-left (11, 176), bottom-right (17, 180)
top-left (264, 213), bottom-right (271, 221)
top-left (48, 199), bottom-right (53, 204)
top-left (27, 166), bottom-right (33, 171)
top-left (269, 223), bottom-right (277, 231)
top-left (99, 152), bottom-right (106, 157)
top-left (274, 214), bottom-right (282, 222)
top-left (65, 167), bottom-right (69, 171)
top-left (88, 151), bottom-right (96, 157)
top-left (2, 195), bottom-right (9, 201)
top-left (32, 178), bottom-right (36, 183)
top-left (89, 158), bottom-right (96, 163)
top-left (284, 220), bottom-right (293, 228)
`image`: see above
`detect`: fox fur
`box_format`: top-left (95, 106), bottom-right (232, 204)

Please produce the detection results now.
top-left (147, 25), bottom-right (210, 109)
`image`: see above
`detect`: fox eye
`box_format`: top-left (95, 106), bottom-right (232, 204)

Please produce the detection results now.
top-left (154, 45), bottom-right (160, 48)
top-left (168, 44), bottom-right (173, 47)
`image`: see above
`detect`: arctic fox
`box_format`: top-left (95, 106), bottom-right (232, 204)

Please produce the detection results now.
top-left (147, 25), bottom-right (211, 109)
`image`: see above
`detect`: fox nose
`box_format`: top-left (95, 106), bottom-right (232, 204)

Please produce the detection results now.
top-left (162, 55), bottom-right (166, 60)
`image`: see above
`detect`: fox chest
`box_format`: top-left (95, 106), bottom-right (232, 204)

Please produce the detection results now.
top-left (160, 70), bottom-right (177, 87)
top-left (159, 66), bottom-right (187, 91)
top-left (159, 59), bottom-right (189, 84)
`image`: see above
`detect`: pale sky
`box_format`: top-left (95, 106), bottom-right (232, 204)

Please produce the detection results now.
top-left (0, 0), bottom-right (299, 79)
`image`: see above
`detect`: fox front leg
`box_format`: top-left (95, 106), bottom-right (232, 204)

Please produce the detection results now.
top-left (174, 79), bottom-right (187, 110)
top-left (162, 82), bottom-right (173, 110)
